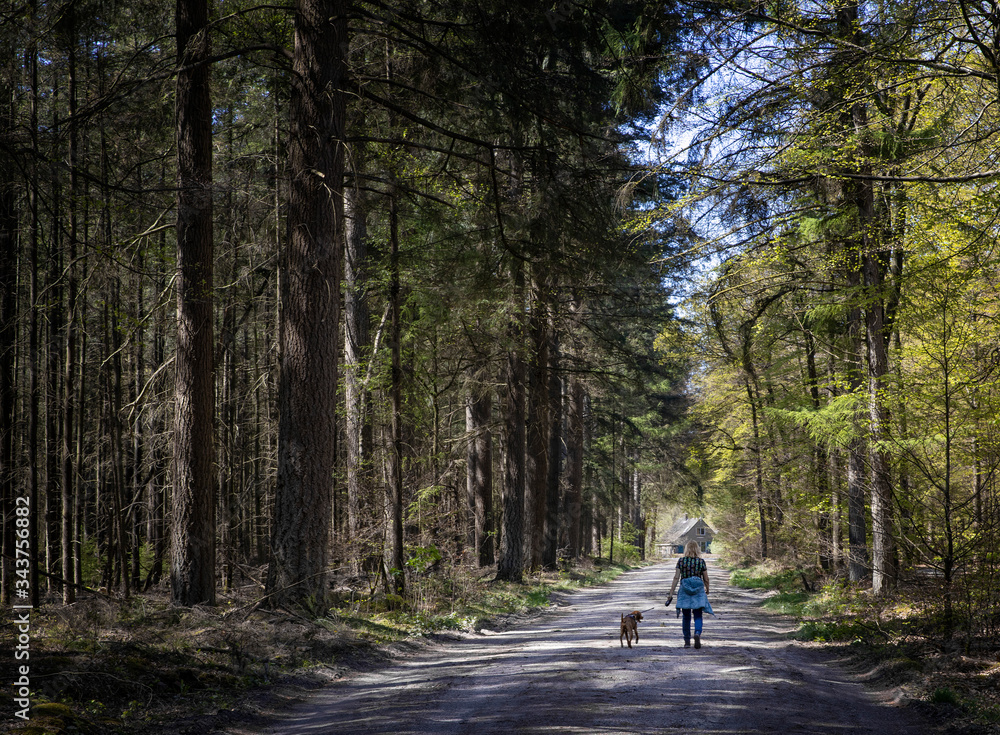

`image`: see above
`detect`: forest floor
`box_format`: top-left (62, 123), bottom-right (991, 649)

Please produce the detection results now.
top-left (4, 559), bottom-right (998, 734)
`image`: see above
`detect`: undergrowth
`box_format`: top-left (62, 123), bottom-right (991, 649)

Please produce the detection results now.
top-left (728, 560), bottom-right (1000, 733)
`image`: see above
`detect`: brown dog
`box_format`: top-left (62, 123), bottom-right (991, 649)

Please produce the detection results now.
top-left (620, 610), bottom-right (643, 648)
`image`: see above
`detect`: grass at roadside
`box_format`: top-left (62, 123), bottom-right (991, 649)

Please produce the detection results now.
top-left (354, 558), bottom-right (635, 641)
top-left (5, 558), bottom-right (637, 735)
top-left (728, 560), bottom-right (1000, 733)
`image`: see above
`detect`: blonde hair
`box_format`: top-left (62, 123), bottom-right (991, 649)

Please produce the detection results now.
top-left (684, 540), bottom-right (701, 558)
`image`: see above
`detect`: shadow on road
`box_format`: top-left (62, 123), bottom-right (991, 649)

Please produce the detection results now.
top-left (222, 560), bottom-right (933, 735)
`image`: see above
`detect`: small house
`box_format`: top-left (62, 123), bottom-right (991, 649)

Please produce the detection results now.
top-left (660, 516), bottom-right (715, 555)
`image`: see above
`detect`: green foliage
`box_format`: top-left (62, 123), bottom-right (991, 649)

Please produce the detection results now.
top-left (406, 545), bottom-right (442, 573)
top-left (729, 563), bottom-right (802, 592)
top-left (599, 522), bottom-right (644, 564)
top-left (930, 688), bottom-right (962, 706)
top-left (352, 559), bottom-right (635, 640)
top-left (665, 0), bottom-right (1000, 623)
top-left (730, 563), bottom-right (878, 641)
top-left (761, 591), bottom-right (810, 615)
top-left (793, 619), bottom-right (868, 643)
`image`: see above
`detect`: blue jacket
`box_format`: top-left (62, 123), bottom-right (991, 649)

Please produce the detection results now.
top-left (675, 576), bottom-right (715, 615)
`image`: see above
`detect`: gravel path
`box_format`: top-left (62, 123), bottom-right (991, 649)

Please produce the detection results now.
top-left (222, 560), bottom-right (932, 734)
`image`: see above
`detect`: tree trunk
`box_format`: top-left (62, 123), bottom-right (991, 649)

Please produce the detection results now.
top-left (465, 368), bottom-right (494, 567)
top-left (854, 99), bottom-right (898, 593)
top-left (826, 335), bottom-right (843, 569)
top-left (543, 324), bottom-right (561, 569)
top-left (344, 179), bottom-right (372, 573)
top-left (804, 326), bottom-right (832, 570)
top-left (62, 19), bottom-right (79, 603)
top-left (385, 192), bottom-right (405, 595)
top-left (525, 274), bottom-right (550, 570)
top-left (631, 451), bottom-right (643, 559)
top-left (566, 376), bottom-right (584, 559)
top-left (46, 84), bottom-right (63, 593)
top-left (746, 380), bottom-right (768, 558)
top-left (145, 237), bottom-right (168, 590)
top-left (497, 260), bottom-right (526, 582)
top-left (27, 19), bottom-right (41, 608)
top-left (846, 271), bottom-right (869, 583)
top-left (267, 0), bottom-right (348, 609)
top-left (0, 38), bottom-right (16, 604)
top-left (108, 294), bottom-right (131, 599)
top-left (172, 0), bottom-right (216, 606)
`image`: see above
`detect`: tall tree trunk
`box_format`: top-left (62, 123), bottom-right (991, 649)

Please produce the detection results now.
top-left (0, 37), bottom-right (16, 605)
top-left (543, 324), bottom-right (561, 569)
top-left (804, 326), bottom-right (832, 570)
top-left (344, 179), bottom-right (371, 572)
top-left (385, 192), bottom-right (405, 595)
top-left (46, 74), bottom-right (64, 593)
top-left (846, 263), bottom-right (869, 583)
top-left (27, 14), bottom-right (41, 607)
top-left (218, 260), bottom-right (235, 590)
top-left (145, 224), bottom-right (168, 590)
top-left (525, 274), bottom-right (550, 570)
top-left (566, 376), bottom-right (584, 559)
top-left (830, 448), bottom-right (843, 568)
top-left (746, 380), bottom-right (768, 558)
top-left (497, 260), bottom-right (526, 582)
top-left (863, 258), bottom-right (898, 593)
top-left (465, 367), bottom-right (494, 567)
top-left (630, 450), bottom-right (643, 558)
top-left (833, 0), bottom-right (872, 587)
top-left (267, 0), bottom-right (348, 609)
top-left (172, 0), bottom-right (216, 606)
top-left (854, 101), bottom-right (898, 593)
top-left (62, 11), bottom-right (80, 604)
top-left (826, 341), bottom-right (843, 569)
top-left (107, 294), bottom-right (132, 599)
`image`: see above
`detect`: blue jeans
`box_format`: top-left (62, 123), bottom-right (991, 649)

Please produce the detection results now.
top-left (682, 608), bottom-right (703, 642)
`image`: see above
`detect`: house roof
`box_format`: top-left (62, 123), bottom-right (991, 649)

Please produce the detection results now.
top-left (663, 517), bottom-right (715, 543)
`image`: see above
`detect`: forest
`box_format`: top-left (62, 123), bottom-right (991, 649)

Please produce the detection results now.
top-left (2, 0), bottom-right (1000, 713)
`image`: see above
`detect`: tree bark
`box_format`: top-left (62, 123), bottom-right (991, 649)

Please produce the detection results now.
top-left (853, 100), bottom-right (898, 593)
top-left (267, 0), bottom-right (348, 609)
top-left (465, 366), bottom-right (494, 567)
top-left (525, 273), bottom-right (550, 569)
top-left (62, 17), bottom-right (79, 603)
top-left (172, 0), bottom-right (216, 606)
top-left (566, 376), bottom-right (584, 559)
top-left (385, 192), bottom-right (405, 595)
top-left (804, 325), bottom-right (833, 570)
top-left (630, 451), bottom-right (644, 559)
top-left (746, 380), bottom-right (768, 558)
top-left (0, 37), bottom-right (16, 605)
top-left (497, 260), bottom-right (526, 582)
top-left (46, 90), bottom-right (62, 595)
top-left (344, 179), bottom-right (372, 573)
top-left (543, 323), bottom-right (561, 569)
top-left (846, 258), bottom-right (870, 583)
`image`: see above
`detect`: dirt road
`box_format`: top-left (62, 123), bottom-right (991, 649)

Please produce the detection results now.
top-left (222, 560), bottom-right (933, 734)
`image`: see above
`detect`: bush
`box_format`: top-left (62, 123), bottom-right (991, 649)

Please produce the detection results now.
top-left (930, 688), bottom-right (962, 706)
top-left (599, 522), bottom-right (643, 564)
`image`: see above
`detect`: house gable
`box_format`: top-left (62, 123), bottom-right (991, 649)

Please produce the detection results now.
top-left (661, 516), bottom-right (716, 554)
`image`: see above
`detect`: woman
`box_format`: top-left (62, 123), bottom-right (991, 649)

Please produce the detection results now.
top-left (666, 540), bottom-right (713, 648)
